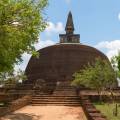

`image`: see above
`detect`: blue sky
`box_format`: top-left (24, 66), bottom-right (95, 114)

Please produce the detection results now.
top-left (43, 0), bottom-right (120, 44)
top-left (16, 0), bottom-right (120, 71)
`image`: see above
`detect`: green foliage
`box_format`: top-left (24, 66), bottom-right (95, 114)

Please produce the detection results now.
top-left (0, 70), bottom-right (27, 86)
top-left (116, 53), bottom-right (120, 72)
top-left (72, 58), bottom-right (117, 93)
top-left (0, 0), bottom-right (48, 72)
top-left (111, 52), bottom-right (120, 78)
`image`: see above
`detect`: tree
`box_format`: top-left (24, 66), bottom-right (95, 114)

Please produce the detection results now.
top-left (116, 53), bottom-right (120, 72)
top-left (72, 58), bottom-right (117, 99)
top-left (0, 0), bottom-right (48, 72)
top-left (111, 52), bottom-right (120, 78)
top-left (0, 70), bottom-right (26, 87)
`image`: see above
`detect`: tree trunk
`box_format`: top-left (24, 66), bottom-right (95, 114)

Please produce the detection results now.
top-left (97, 90), bottom-right (102, 102)
top-left (110, 90), bottom-right (118, 117)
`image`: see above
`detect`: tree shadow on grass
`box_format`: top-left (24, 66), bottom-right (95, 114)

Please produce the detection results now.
top-left (1, 113), bottom-right (42, 120)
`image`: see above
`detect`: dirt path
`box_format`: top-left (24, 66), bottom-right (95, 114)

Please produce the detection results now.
top-left (1, 106), bottom-right (87, 120)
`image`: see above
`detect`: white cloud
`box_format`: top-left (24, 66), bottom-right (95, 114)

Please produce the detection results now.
top-left (45, 22), bottom-right (64, 35)
top-left (118, 13), bottom-right (120, 21)
top-left (15, 53), bottom-right (31, 71)
top-left (65, 0), bottom-right (71, 4)
top-left (15, 39), bottom-right (55, 71)
top-left (95, 40), bottom-right (120, 59)
top-left (34, 39), bottom-right (55, 50)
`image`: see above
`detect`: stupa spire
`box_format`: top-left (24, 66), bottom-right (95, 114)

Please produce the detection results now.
top-left (65, 11), bottom-right (74, 34)
top-left (59, 11), bottom-right (80, 43)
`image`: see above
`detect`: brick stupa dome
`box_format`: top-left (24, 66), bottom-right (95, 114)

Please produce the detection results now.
top-left (25, 12), bottom-right (109, 88)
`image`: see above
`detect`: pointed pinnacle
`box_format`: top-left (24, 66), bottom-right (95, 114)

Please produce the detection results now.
top-left (65, 11), bottom-right (74, 34)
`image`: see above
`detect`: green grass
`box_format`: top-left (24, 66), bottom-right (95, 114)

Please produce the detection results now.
top-left (94, 102), bottom-right (120, 120)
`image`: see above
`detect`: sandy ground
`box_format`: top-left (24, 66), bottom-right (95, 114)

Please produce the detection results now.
top-left (1, 106), bottom-right (87, 120)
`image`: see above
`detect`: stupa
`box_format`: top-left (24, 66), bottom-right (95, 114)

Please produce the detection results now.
top-left (25, 12), bottom-right (108, 90)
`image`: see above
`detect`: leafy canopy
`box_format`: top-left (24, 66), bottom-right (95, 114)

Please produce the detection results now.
top-left (72, 58), bottom-right (117, 92)
top-left (0, 70), bottom-right (26, 86)
top-left (0, 0), bottom-right (48, 72)
top-left (111, 52), bottom-right (120, 78)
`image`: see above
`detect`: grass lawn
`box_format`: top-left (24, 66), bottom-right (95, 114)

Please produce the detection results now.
top-left (94, 102), bottom-right (120, 120)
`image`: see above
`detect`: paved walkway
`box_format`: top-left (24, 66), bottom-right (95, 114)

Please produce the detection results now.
top-left (1, 106), bottom-right (87, 120)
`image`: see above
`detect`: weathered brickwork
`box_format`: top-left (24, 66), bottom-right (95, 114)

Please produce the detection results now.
top-left (80, 95), bottom-right (107, 120)
top-left (0, 95), bottom-right (31, 117)
top-left (25, 44), bottom-right (108, 85)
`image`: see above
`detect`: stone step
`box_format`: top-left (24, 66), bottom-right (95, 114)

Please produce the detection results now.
top-left (53, 94), bottom-right (76, 96)
top-left (53, 91), bottom-right (76, 93)
top-left (55, 86), bottom-right (74, 87)
top-left (31, 84), bottom-right (79, 106)
top-left (32, 100), bottom-right (80, 102)
top-left (54, 92), bottom-right (76, 94)
top-left (54, 89), bottom-right (76, 91)
top-left (32, 101), bottom-right (81, 103)
top-left (32, 99), bottom-right (80, 102)
top-left (31, 104), bottom-right (81, 106)
top-left (32, 104), bottom-right (81, 106)
top-left (32, 96), bottom-right (80, 98)
top-left (55, 86), bottom-right (75, 88)
top-left (31, 97), bottom-right (81, 105)
top-left (32, 97), bottom-right (79, 99)
top-left (53, 90), bottom-right (76, 92)
top-left (31, 101), bottom-right (80, 103)
top-left (32, 97), bottom-right (80, 99)
top-left (55, 88), bottom-right (75, 90)
top-left (31, 102), bottom-right (81, 105)
top-left (33, 95), bottom-right (78, 97)
top-left (32, 96), bottom-right (80, 99)
top-left (32, 96), bottom-right (79, 98)
top-left (32, 99), bottom-right (79, 101)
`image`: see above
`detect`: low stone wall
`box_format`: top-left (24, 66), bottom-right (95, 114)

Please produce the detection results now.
top-left (0, 95), bottom-right (32, 117)
top-left (80, 89), bottom-right (120, 103)
top-left (0, 88), bottom-right (34, 103)
top-left (0, 107), bottom-right (10, 116)
top-left (88, 95), bottom-right (120, 103)
top-left (80, 95), bottom-right (107, 120)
